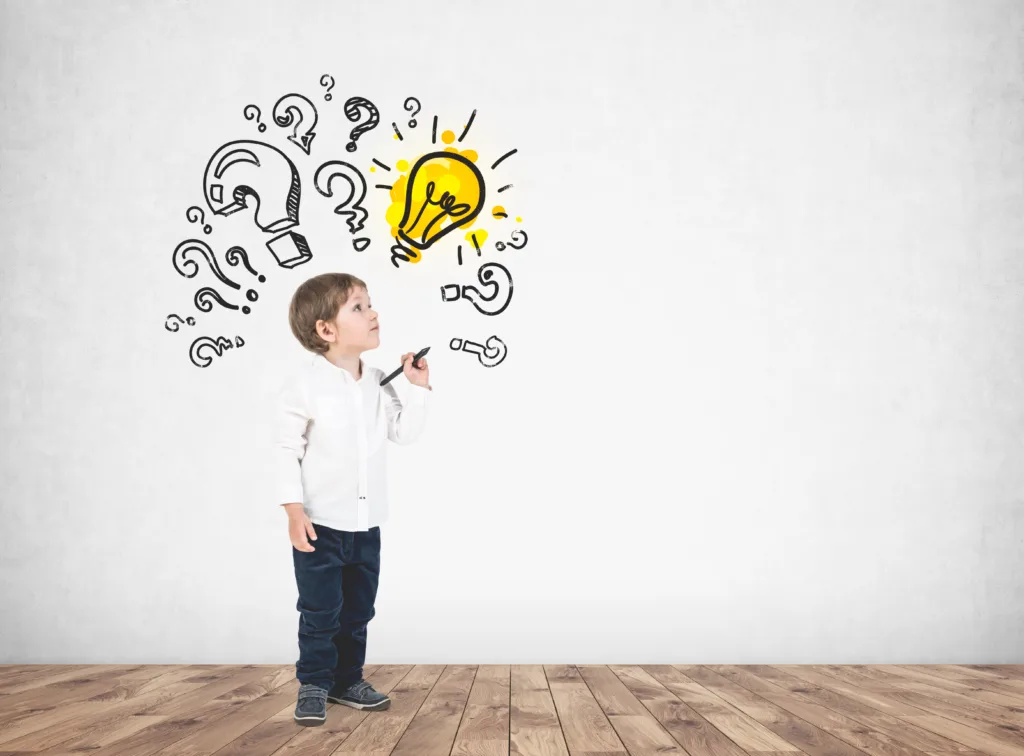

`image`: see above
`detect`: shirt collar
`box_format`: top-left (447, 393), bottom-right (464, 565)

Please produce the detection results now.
top-left (314, 353), bottom-right (367, 384)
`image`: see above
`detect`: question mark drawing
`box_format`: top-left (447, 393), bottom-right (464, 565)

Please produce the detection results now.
top-left (440, 262), bottom-right (513, 316)
top-left (172, 239), bottom-right (259, 314)
top-left (243, 105), bottom-right (266, 133)
top-left (203, 140), bottom-right (311, 268)
top-left (272, 93), bottom-right (319, 154)
top-left (190, 335), bottom-right (244, 368)
top-left (320, 74), bottom-right (334, 101)
top-left (313, 160), bottom-right (370, 250)
top-left (494, 230), bottom-right (528, 252)
top-left (224, 245), bottom-right (266, 283)
top-left (343, 96), bottom-right (379, 152)
top-left (404, 96), bottom-right (421, 128)
top-left (165, 314), bottom-right (196, 332)
top-left (449, 335), bottom-right (507, 367)
top-left (186, 206), bottom-right (212, 234)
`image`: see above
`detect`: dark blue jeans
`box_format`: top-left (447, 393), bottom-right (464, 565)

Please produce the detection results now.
top-left (292, 523), bottom-right (380, 692)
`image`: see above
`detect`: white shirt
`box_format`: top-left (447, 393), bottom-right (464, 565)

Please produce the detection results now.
top-left (271, 352), bottom-right (430, 531)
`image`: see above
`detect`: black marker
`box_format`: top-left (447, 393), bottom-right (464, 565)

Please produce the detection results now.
top-left (380, 346), bottom-right (430, 387)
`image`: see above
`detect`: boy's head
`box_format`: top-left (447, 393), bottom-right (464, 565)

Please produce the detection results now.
top-left (288, 272), bottom-right (380, 356)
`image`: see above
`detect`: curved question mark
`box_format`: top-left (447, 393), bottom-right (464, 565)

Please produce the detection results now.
top-left (194, 287), bottom-right (257, 315)
top-left (172, 238), bottom-right (239, 288)
top-left (185, 206), bottom-right (212, 234)
top-left (343, 96), bottom-right (380, 152)
top-left (320, 74), bottom-right (334, 101)
top-left (495, 230), bottom-right (528, 252)
top-left (165, 314), bottom-right (196, 332)
top-left (448, 335), bottom-right (507, 367)
top-left (243, 104), bottom-right (266, 133)
top-left (224, 245), bottom-right (266, 283)
top-left (189, 335), bottom-right (244, 368)
top-left (439, 262), bottom-right (514, 316)
top-left (404, 96), bottom-right (421, 128)
top-left (272, 93), bottom-right (318, 154)
top-left (313, 160), bottom-right (368, 234)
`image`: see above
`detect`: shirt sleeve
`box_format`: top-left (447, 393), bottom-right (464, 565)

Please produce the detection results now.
top-left (382, 377), bottom-right (430, 445)
top-left (271, 374), bottom-right (310, 506)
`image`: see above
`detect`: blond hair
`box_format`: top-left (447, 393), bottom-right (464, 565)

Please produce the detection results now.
top-left (288, 272), bottom-right (368, 354)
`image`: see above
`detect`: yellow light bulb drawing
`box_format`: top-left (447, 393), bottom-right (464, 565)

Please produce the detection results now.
top-left (396, 151), bottom-right (485, 254)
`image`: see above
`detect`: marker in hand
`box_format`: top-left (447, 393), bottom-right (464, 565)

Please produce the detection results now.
top-left (380, 346), bottom-right (430, 387)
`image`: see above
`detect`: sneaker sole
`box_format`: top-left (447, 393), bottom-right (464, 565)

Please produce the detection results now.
top-left (293, 712), bottom-right (326, 726)
top-left (327, 694), bottom-right (392, 711)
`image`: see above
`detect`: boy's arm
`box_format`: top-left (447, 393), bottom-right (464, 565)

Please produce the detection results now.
top-left (382, 378), bottom-right (430, 444)
top-left (272, 376), bottom-right (310, 508)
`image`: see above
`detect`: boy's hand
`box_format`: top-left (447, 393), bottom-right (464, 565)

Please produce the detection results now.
top-left (287, 510), bottom-right (318, 552)
top-left (401, 351), bottom-right (431, 389)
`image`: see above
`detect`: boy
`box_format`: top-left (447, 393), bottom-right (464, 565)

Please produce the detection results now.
top-left (271, 272), bottom-right (431, 726)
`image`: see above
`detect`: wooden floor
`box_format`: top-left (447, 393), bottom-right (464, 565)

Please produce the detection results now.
top-left (0, 664), bottom-right (1022, 756)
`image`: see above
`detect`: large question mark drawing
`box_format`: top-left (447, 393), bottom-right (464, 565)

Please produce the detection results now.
top-left (186, 206), bottom-right (212, 234)
top-left (190, 335), bottom-right (244, 368)
top-left (203, 140), bottom-right (311, 268)
top-left (243, 105), bottom-right (266, 132)
top-left (449, 335), bottom-right (507, 367)
top-left (313, 160), bottom-right (370, 251)
top-left (343, 96), bottom-right (379, 152)
top-left (320, 74), bottom-right (334, 101)
top-left (172, 238), bottom-right (259, 314)
top-left (272, 93), bottom-right (318, 154)
top-left (440, 262), bottom-right (513, 316)
top-left (404, 96), bottom-right (421, 128)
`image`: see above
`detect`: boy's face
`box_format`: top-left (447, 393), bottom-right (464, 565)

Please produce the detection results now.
top-left (317, 286), bottom-right (380, 353)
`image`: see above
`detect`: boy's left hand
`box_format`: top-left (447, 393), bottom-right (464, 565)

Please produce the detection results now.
top-left (401, 352), bottom-right (431, 389)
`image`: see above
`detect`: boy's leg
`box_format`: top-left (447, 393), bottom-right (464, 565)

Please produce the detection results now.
top-left (332, 525), bottom-right (381, 689)
top-left (293, 523), bottom-right (350, 691)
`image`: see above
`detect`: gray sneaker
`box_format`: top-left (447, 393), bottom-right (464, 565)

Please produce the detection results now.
top-left (327, 679), bottom-right (391, 711)
top-left (294, 683), bottom-right (328, 726)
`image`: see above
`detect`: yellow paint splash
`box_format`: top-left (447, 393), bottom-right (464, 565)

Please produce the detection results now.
top-left (441, 130), bottom-right (456, 144)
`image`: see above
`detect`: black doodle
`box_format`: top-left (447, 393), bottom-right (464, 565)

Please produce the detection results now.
top-left (203, 140), bottom-right (311, 268)
top-left (440, 262), bottom-right (513, 316)
top-left (491, 149), bottom-right (517, 170)
top-left (449, 335), bottom-right (507, 367)
top-left (497, 184), bottom-right (513, 193)
top-left (165, 314), bottom-right (196, 332)
top-left (190, 335), bottom-right (244, 368)
top-left (390, 241), bottom-right (421, 268)
top-left (272, 93), bottom-right (318, 154)
top-left (404, 97), bottom-right (421, 128)
top-left (224, 245), bottom-right (266, 283)
top-left (320, 74), bottom-right (334, 101)
top-left (458, 109), bottom-right (477, 142)
top-left (313, 160), bottom-right (368, 233)
top-left (186, 206), bottom-right (212, 234)
top-left (432, 115), bottom-right (438, 144)
top-left (344, 97), bottom-right (379, 152)
top-left (174, 239), bottom-right (260, 315)
top-left (391, 122), bottom-right (404, 141)
top-left (243, 105), bottom-right (266, 133)
top-left (494, 230), bottom-right (528, 252)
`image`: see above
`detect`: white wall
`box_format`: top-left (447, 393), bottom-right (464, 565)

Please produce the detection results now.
top-left (1, 0), bottom-right (1022, 663)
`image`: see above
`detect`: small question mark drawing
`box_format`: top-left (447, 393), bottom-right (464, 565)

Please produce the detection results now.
top-left (243, 105), bottom-right (266, 132)
top-left (272, 93), bottom-right (319, 155)
top-left (449, 335), bottom-right (507, 368)
top-left (224, 245), bottom-right (266, 283)
top-left (320, 74), bottom-right (334, 101)
top-left (186, 206), bottom-right (212, 234)
top-left (404, 96), bottom-right (421, 128)
top-left (314, 160), bottom-right (370, 251)
top-left (440, 262), bottom-right (514, 316)
top-left (165, 314), bottom-right (196, 332)
top-left (172, 238), bottom-right (259, 314)
top-left (343, 96), bottom-right (380, 152)
top-left (190, 335), bottom-right (245, 369)
top-left (494, 230), bottom-right (528, 252)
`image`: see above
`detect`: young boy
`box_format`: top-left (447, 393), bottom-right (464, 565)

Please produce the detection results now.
top-left (271, 272), bottom-right (431, 726)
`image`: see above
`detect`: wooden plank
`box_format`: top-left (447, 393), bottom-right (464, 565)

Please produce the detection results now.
top-left (577, 665), bottom-right (687, 754)
top-left (509, 664), bottom-right (569, 756)
top-left (545, 665), bottom-right (627, 755)
top-left (450, 664), bottom-right (510, 756)
top-left (612, 665), bottom-right (760, 756)
top-left (389, 664), bottom-right (478, 756)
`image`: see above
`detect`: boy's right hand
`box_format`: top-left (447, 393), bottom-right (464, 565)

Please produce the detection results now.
top-left (286, 508), bottom-right (318, 552)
